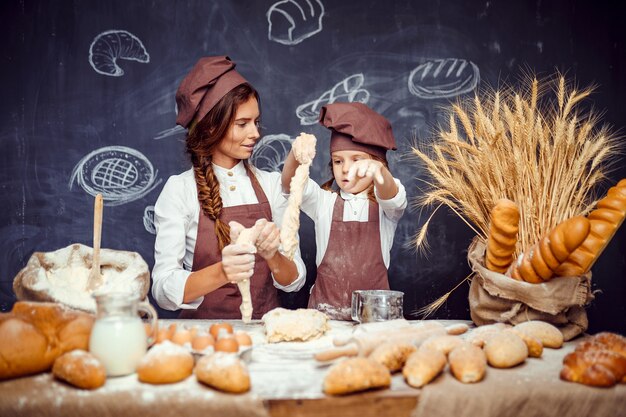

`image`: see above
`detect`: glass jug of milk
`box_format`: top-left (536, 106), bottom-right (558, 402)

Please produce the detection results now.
top-left (89, 291), bottom-right (157, 377)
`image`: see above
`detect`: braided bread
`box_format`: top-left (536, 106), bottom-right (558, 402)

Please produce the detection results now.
top-left (557, 179), bottom-right (626, 276)
top-left (561, 332), bottom-right (626, 387)
top-left (510, 216), bottom-right (590, 283)
top-left (485, 199), bottom-right (520, 273)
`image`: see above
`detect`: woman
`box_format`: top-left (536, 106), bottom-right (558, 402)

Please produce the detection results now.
top-left (281, 102), bottom-right (407, 320)
top-left (152, 56), bottom-right (306, 319)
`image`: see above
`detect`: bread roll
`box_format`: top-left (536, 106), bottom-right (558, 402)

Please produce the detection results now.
top-left (557, 179), bottom-right (626, 276)
top-left (561, 349), bottom-right (626, 387)
top-left (484, 332), bottom-right (528, 368)
top-left (136, 341), bottom-right (194, 384)
top-left (448, 343), bottom-right (487, 383)
top-left (510, 216), bottom-right (590, 283)
top-left (513, 321), bottom-right (563, 348)
top-left (52, 350), bottom-right (106, 389)
top-left (403, 347), bottom-right (447, 388)
top-left (323, 357), bottom-right (391, 395)
top-left (504, 328), bottom-right (543, 358)
top-left (485, 199), bottom-right (520, 273)
top-left (195, 352), bottom-right (250, 394)
top-left (465, 323), bottom-right (510, 347)
top-left (421, 335), bottom-right (464, 356)
top-left (0, 302), bottom-right (94, 380)
top-left (368, 342), bottom-right (416, 372)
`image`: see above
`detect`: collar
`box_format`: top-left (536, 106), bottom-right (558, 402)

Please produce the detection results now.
top-left (212, 160), bottom-right (246, 176)
top-left (340, 189), bottom-right (369, 201)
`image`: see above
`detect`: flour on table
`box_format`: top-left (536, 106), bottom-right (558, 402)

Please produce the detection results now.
top-left (262, 307), bottom-right (330, 343)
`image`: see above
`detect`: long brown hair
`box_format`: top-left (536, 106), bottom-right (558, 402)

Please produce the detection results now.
top-left (185, 83), bottom-right (260, 250)
top-left (321, 154), bottom-right (389, 203)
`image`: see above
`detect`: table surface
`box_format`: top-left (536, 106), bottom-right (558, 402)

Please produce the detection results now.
top-left (1, 319), bottom-right (625, 417)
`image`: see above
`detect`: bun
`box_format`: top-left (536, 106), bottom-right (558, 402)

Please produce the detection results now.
top-left (513, 321), bottom-right (564, 348)
top-left (52, 350), bottom-right (106, 389)
top-left (561, 349), bottom-right (626, 387)
top-left (195, 352), bottom-right (250, 394)
top-left (557, 179), bottom-right (626, 276)
top-left (136, 341), bottom-right (194, 384)
top-left (0, 302), bottom-right (94, 380)
top-left (368, 342), bottom-right (416, 372)
top-left (484, 332), bottom-right (528, 368)
top-left (323, 357), bottom-right (391, 395)
top-left (485, 199), bottom-right (520, 273)
top-left (402, 347), bottom-right (447, 388)
top-left (420, 335), bottom-right (464, 356)
top-left (510, 216), bottom-right (590, 283)
top-left (448, 343), bottom-right (487, 383)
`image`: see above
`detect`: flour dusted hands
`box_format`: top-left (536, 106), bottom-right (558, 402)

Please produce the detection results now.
top-left (254, 219), bottom-right (281, 260)
top-left (347, 159), bottom-right (385, 185)
top-left (221, 222), bottom-right (259, 283)
top-left (292, 133), bottom-right (317, 164)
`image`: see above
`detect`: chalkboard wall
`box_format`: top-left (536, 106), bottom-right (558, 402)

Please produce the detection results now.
top-left (2, 0), bottom-right (625, 333)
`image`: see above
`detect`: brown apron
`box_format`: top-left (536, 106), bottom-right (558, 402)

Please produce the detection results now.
top-left (308, 196), bottom-right (389, 320)
top-left (179, 166), bottom-right (280, 319)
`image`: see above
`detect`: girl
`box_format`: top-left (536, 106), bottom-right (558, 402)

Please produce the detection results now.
top-left (282, 102), bottom-right (407, 320)
top-left (152, 56), bottom-right (306, 319)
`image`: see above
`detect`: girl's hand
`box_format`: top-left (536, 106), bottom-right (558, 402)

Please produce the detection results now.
top-left (347, 159), bottom-right (385, 185)
top-left (292, 133), bottom-right (317, 164)
top-left (254, 219), bottom-right (281, 260)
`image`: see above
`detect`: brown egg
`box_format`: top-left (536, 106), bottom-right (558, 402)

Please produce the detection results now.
top-left (156, 327), bottom-right (170, 344)
top-left (171, 328), bottom-right (193, 346)
top-left (214, 336), bottom-right (239, 353)
top-left (191, 333), bottom-right (215, 351)
top-left (144, 323), bottom-right (153, 337)
top-left (235, 331), bottom-right (253, 347)
top-left (209, 322), bottom-right (233, 339)
top-left (189, 326), bottom-right (199, 339)
top-left (166, 323), bottom-right (178, 339)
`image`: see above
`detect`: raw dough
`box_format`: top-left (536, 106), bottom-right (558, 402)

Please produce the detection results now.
top-left (262, 307), bottom-right (329, 343)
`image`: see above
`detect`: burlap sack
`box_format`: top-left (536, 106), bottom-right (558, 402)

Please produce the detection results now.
top-left (467, 237), bottom-right (593, 341)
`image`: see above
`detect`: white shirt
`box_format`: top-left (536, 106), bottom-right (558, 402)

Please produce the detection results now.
top-left (152, 162), bottom-right (306, 311)
top-left (299, 178), bottom-right (407, 267)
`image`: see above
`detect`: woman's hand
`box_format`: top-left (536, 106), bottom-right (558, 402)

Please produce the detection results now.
top-left (254, 219), bottom-right (281, 260)
top-left (347, 159), bottom-right (385, 185)
top-left (292, 133), bottom-right (317, 164)
top-left (221, 243), bottom-right (256, 283)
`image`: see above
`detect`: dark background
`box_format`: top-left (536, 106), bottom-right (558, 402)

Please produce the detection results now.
top-left (1, 0), bottom-right (624, 333)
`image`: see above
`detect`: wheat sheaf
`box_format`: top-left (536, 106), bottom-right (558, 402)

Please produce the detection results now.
top-left (412, 74), bottom-right (621, 317)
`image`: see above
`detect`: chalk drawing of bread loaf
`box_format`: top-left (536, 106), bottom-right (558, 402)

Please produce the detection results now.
top-left (408, 58), bottom-right (480, 99)
top-left (266, 0), bottom-right (325, 45)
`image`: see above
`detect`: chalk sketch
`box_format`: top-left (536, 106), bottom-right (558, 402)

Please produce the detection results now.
top-left (296, 74), bottom-right (370, 125)
top-left (251, 134), bottom-right (293, 172)
top-left (153, 125), bottom-right (185, 140)
top-left (267, 0), bottom-right (324, 45)
top-left (89, 30), bottom-right (150, 77)
top-left (143, 205), bottom-right (156, 234)
top-left (408, 59), bottom-right (479, 99)
top-left (69, 146), bottom-right (162, 206)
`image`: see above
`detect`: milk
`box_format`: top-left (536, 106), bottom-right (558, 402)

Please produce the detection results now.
top-left (89, 316), bottom-right (147, 376)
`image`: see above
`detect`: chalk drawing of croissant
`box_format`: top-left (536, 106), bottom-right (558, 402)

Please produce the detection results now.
top-left (89, 30), bottom-right (150, 77)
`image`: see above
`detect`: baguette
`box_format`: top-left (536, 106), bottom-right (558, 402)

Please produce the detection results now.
top-left (557, 179), bottom-right (626, 276)
top-left (485, 199), bottom-right (520, 273)
top-left (509, 216), bottom-right (590, 283)
top-left (402, 347), bottom-right (447, 388)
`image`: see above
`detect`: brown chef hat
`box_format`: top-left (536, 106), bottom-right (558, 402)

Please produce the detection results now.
top-left (175, 56), bottom-right (248, 128)
top-left (319, 102), bottom-right (397, 159)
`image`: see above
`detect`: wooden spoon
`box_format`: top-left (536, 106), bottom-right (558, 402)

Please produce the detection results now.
top-left (86, 194), bottom-right (104, 292)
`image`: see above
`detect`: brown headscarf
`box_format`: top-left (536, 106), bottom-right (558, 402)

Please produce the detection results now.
top-left (175, 56), bottom-right (248, 128)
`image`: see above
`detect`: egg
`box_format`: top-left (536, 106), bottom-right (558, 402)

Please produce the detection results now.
top-left (191, 333), bottom-right (215, 351)
top-left (209, 322), bottom-right (233, 339)
top-left (235, 331), bottom-right (252, 347)
top-left (214, 336), bottom-right (239, 353)
top-left (171, 328), bottom-right (193, 346)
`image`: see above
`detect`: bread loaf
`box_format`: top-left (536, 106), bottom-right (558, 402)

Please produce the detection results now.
top-left (52, 350), bottom-right (106, 389)
top-left (513, 321), bottom-right (563, 348)
top-left (448, 343), bottom-right (487, 383)
top-left (420, 335), bottom-right (464, 356)
top-left (510, 216), bottom-right (590, 283)
top-left (504, 328), bottom-right (543, 358)
top-left (0, 301), bottom-right (94, 380)
top-left (195, 352), bottom-right (250, 394)
top-left (323, 357), bottom-right (391, 395)
top-left (485, 199), bottom-right (520, 273)
top-left (484, 332), bottom-right (528, 368)
top-left (137, 341), bottom-right (194, 384)
top-left (561, 349), bottom-right (626, 387)
top-left (368, 342), bottom-right (416, 372)
top-left (557, 179), bottom-right (626, 276)
top-left (402, 347), bottom-right (447, 388)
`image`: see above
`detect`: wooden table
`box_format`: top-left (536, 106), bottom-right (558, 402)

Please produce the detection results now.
top-left (1, 320), bottom-right (624, 417)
